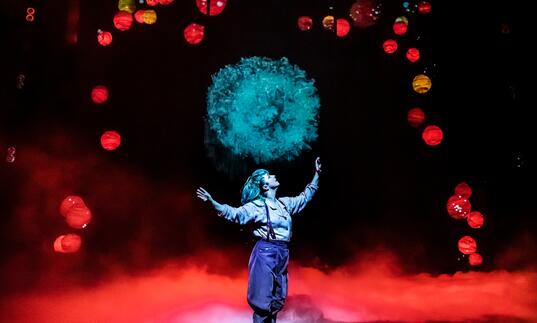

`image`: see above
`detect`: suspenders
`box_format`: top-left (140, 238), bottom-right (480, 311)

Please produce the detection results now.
top-left (263, 200), bottom-right (277, 240)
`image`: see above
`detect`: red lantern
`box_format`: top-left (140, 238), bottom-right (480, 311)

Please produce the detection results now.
top-left (393, 21), bottom-right (408, 35)
top-left (66, 205), bottom-right (92, 229)
top-left (101, 130), bottom-right (121, 151)
top-left (97, 31), bottom-right (113, 46)
top-left (91, 85), bottom-right (109, 104)
top-left (382, 39), bottom-right (397, 54)
top-left (297, 16), bottom-right (313, 31)
top-left (60, 195), bottom-right (85, 217)
top-left (146, 0), bottom-right (158, 6)
top-left (159, 0), bottom-right (174, 5)
top-left (454, 182), bottom-right (472, 198)
top-left (113, 11), bottom-right (133, 31)
top-left (184, 23), bottom-right (205, 45)
top-left (407, 107), bottom-right (425, 127)
top-left (61, 234), bottom-right (82, 253)
top-left (406, 48), bottom-right (420, 62)
top-left (336, 19), bottom-right (350, 37)
top-left (349, 0), bottom-right (380, 28)
top-left (447, 194), bottom-right (471, 220)
top-left (134, 10), bottom-right (145, 23)
top-left (422, 125), bottom-right (443, 146)
top-left (467, 211), bottom-right (485, 229)
top-left (196, 0), bottom-right (227, 16)
top-left (458, 236), bottom-right (477, 255)
top-left (469, 253), bottom-right (483, 266)
top-left (418, 1), bottom-right (432, 14)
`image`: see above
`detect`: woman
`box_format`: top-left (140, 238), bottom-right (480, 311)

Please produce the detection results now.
top-left (196, 157), bottom-right (321, 323)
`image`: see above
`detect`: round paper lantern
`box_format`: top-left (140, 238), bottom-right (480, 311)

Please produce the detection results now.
top-left (118, 0), bottom-right (136, 13)
top-left (60, 234), bottom-right (82, 253)
top-left (383, 39), bottom-right (398, 54)
top-left (467, 211), bottom-right (485, 229)
top-left (407, 107), bottom-right (425, 127)
top-left (184, 23), bottom-right (205, 45)
top-left (159, 0), bottom-right (174, 5)
top-left (455, 182), bottom-right (472, 198)
top-left (60, 195), bottom-right (85, 217)
top-left (393, 21), bottom-right (408, 35)
top-left (143, 10), bottom-right (157, 24)
top-left (406, 48), bottom-right (420, 62)
top-left (322, 16), bottom-right (335, 31)
top-left (336, 19), bottom-right (350, 37)
top-left (66, 205), bottom-right (92, 229)
top-left (53, 235), bottom-right (66, 253)
top-left (196, 0), bottom-right (227, 16)
top-left (101, 130), bottom-right (121, 151)
top-left (469, 253), bottom-right (483, 266)
top-left (418, 1), bottom-right (432, 14)
top-left (412, 74), bottom-right (432, 94)
top-left (349, 0), bottom-right (380, 28)
top-left (97, 31), bottom-right (113, 46)
top-left (146, 0), bottom-right (158, 6)
top-left (446, 194), bottom-right (471, 219)
top-left (91, 85), bottom-right (109, 104)
top-left (297, 16), bottom-right (313, 31)
top-left (458, 236), bottom-right (477, 255)
top-left (422, 125), bottom-right (443, 146)
top-left (134, 10), bottom-right (145, 23)
top-left (113, 11), bottom-right (133, 31)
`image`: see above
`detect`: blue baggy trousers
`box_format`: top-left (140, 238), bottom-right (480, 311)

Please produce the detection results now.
top-left (247, 239), bottom-right (289, 323)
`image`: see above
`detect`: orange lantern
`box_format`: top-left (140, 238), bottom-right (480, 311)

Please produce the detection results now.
top-left (297, 16), bottom-right (313, 31)
top-left (60, 195), bottom-right (85, 217)
top-left (406, 48), bottom-right (420, 62)
top-left (382, 39), bottom-right (397, 54)
top-left (412, 74), bottom-right (432, 94)
top-left (407, 107), bottom-right (425, 127)
top-left (393, 21), bottom-right (408, 35)
top-left (196, 0), bottom-right (227, 16)
top-left (458, 236), bottom-right (477, 255)
top-left (134, 10), bottom-right (145, 23)
top-left (336, 18), bottom-right (350, 37)
top-left (469, 253), bottom-right (483, 266)
top-left (91, 85), bottom-right (109, 104)
top-left (184, 23), bottom-right (205, 45)
top-left (454, 182), bottom-right (472, 198)
top-left (467, 211), bottom-right (485, 228)
top-left (418, 1), bottom-right (432, 14)
top-left (113, 11), bottom-right (133, 31)
top-left (66, 204), bottom-right (92, 229)
top-left (143, 10), bottom-right (157, 24)
top-left (322, 16), bottom-right (335, 31)
top-left (422, 125), bottom-right (443, 146)
top-left (97, 30), bottom-right (112, 46)
top-left (101, 130), bottom-right (121, 151)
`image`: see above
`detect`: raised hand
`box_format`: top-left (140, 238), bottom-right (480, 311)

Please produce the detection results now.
top-left (196, 187), bottom-right (213, 202)
top-left (315, 157), bottom-right (321, 174)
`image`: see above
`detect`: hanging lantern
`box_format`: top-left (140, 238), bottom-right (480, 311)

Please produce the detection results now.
top-left (422, 125), bottom-right (443, 146)
top-left (349, 0), bottom-right (381, 28)
top-left (322, 16), bottom-right (335, 31)
top-left (184, 23), bottom-right (205, 45)
top-left (97, 30), bottom-right (113, 46)
top-left (196, 0), bottom-right (227, 16)
top-left (143, 10), bottom-right (157, 24)
top-left (146, 0), bottom-right (158, 6)
top-left (418, 1), bottom-right (432, 14)
top-left (406, 48), bottom-right (420, 62)
top-left (60, 195), bottom-right (85, 217)
top-left (446, 194), bottom-right (471, 219)
top-left (101, 130), bottom-right (121, 151)
top-left (134, 10), bottom-right (145, 23)
top-left (407, 107), bottom-right (425, 127)
top-left (458, 236), bottom-right (477, 255)
top-left (118, 0), bottom-right (136, 13)
top-left (113, 11), bottom-right (133, 31)
top-left (393, 21), bottom-right (408, 35)
top-left (297, 16), bottom-right (313, 31)
top-left (54, 234), bottom-right (82, 253)
top-left (66, 204), bottom-right (92, 229)
top-left (467, 211), bottom-right (485, 228)
top-left (336, 18), bottom-right (350, 37)
top-left (454, 182), bottom-right (472, 198)
top-left (469, 253), bottom-right (483, 266)
top-left (382, 39), bottom-right (398, 54)
top-left (159, 0), bottom-right (174, 5)
top-left (91, 85), bottom-right (109, 104)
top-left (412, 74), bottom-right (432, 94)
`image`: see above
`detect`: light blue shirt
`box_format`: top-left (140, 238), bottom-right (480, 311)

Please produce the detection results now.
top-left (218, 183), bottom-right (319, 242)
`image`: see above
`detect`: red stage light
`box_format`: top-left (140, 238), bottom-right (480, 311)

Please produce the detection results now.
top-left (97, 31), bottom-right (113, 46)
top-left (467, 211), bottom-right (485, 229)
top-left (454, 182), bottom-right (472, 198)
top-left (406, 48), bottom-right (420, 62)
top-left (113, 11), bottom-right (133, 31)
top-left (447, 194), bottom-right (471, 220)
top-left (407, 107), bottom-right (425, 127)
top-left (382, 39), bottom-right (398, 54)
top-left (66, 205), bottom-right (92, 229)
top-left (458, 236), bottom-right (477, 255)
top-left (101, 131), bottom-right (121, 151)
top-left (336, 19), bottom-right (350, 37)
top-left (196, 0), bottom-right (227, 16)
top-left (393, 21), bottom-right (408, 35)
top-left (184, 23), bottom-right (205, 45)
top-left (297, 16), bottom-right (313, 31)
top-left (422, 125), bottom-right (443, 146)
top-left (91, 85), bottom-right (109, 104)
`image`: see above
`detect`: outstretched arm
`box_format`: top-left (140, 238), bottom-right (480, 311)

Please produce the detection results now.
top-left (196, 187), bottom-right (226, 213)
top-left (281, 157), bottom-right (321, 216)
top-left (196, 187), bottom-right (256, 224)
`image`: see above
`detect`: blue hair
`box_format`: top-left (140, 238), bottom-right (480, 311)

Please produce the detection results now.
top-left (241, 169), bottom-right (269, 205)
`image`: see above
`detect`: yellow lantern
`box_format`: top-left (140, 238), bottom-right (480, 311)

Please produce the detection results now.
top-left (118, 0), bottom-right (136, 14)
top-left (322, 15), bottom-right (335, 31)
top-left (412, 74), bottom-right (432, 94)
top-left (143, 10), bottom-right (157, 24)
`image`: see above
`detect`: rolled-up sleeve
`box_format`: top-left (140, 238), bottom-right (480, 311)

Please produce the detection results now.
top-left (280, 183), bottom-right (318, 216)
top-left (217, 203), bottom-right (257, 225)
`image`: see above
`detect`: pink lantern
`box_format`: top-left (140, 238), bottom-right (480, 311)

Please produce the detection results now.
top-left (382, 39), bottom-right (398, 54)
top-left (184, 23), bottom-right (205, 45)
top-left (458, 236), bottom-right (477, 255)
top-left (467, 211), bottom-right (485, 229)
top-left (422, 125), bottom-right (443, 146)
top-left (447, 194), bottom-right (471, 220)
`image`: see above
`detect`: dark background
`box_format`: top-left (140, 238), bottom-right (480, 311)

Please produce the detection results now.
top-left (0, 0), bottom-right (534, 292)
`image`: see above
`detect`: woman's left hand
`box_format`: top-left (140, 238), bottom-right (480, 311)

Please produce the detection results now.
top-left (315, 157), bottom-right (321, 174)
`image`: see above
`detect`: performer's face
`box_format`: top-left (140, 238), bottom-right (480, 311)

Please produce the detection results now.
top-left (263, 174), bottom-right (280, 189)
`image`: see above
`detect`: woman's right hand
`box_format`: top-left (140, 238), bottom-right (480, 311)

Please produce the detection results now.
top-left (196, 187), bottom-right (213, 203)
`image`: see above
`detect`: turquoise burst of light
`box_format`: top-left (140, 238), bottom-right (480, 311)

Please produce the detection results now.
top-left (206, 57), bottom-right (320, 163)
